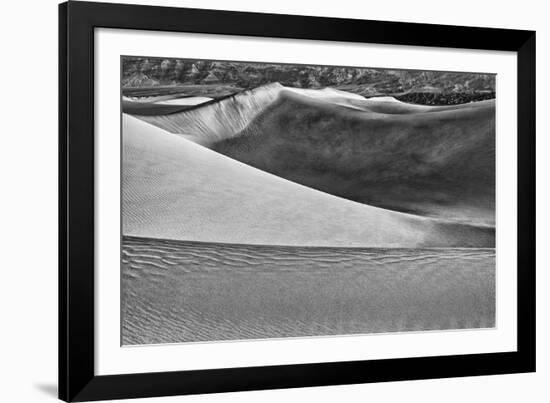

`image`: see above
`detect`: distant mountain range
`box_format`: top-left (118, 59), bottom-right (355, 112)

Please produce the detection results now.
top-left (122, 57), bottom-right (495, 105)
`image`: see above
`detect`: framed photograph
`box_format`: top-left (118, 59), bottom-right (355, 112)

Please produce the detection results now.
top-left (59, 1), bottom-right (536, 401)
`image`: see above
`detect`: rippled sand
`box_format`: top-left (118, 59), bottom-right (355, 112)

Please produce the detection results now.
top-left (121, 236), bottom-right (495, 345)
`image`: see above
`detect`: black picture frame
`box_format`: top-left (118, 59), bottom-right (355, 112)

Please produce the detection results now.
top-left (59, 1), bottom-right (536, 401)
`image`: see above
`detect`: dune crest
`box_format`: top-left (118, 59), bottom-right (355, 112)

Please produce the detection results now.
top-left (132, 83), bottom-right (411, 144)
top-left (131, 83), bottom-right (493, 141)
top-left (134, 82), bottom-right (285, 144)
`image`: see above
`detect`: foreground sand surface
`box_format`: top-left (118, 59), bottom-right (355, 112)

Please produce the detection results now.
top-left (122, 236), bottom-right (495, 344)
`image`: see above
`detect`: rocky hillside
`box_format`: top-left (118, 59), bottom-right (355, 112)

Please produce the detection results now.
top-left (122, 57), bottom-right (495, 105)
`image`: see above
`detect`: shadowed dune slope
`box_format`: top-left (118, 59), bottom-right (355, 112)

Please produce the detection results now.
top-left (123, 114), bottom-right (493, 247)
top-left (212, 90), bottom-right (496, 226)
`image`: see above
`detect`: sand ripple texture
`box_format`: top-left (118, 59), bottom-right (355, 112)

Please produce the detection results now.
top-left (122, 236), bottom-right (495, 345)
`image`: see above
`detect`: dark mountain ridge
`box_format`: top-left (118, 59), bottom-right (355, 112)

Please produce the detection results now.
top-left (122, 57), bottom-right (495, 105)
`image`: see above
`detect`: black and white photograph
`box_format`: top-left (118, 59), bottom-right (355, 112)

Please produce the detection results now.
top-left (1, 0), bottom-right (544, 401)
top-left (121, 57), bottom-right (496, 345)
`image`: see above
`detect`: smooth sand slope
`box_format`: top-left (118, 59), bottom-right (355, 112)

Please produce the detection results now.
top-left (131, 84), bottom-right (494, 226)
top-left (123, 114), bottom-right (493, 247)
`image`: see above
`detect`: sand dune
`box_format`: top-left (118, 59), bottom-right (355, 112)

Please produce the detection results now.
top-left (127, 84), bottom-right (495, 226)
top-left (134, 83), bottom-right (283, 143)
top-left (217, 90), bottom-right (495, 225)
top-left (132, 83), bottom-right (377, 140)
top-left (344, 96), bottom-right (495, 115)
top-left (123, 114), bottom-right (493, 247)
top-left (131, 83), bottom-right (491, 132)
